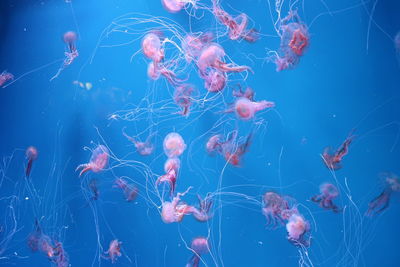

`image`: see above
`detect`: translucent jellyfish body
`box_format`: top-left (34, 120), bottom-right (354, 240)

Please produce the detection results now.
top-left (233, 97), bottom-right (275, 120)
top-left (186, 237), bottom-right (210, 267)
top-left (142, 33), bottom-right (164, 63)
top-left (286, 213), bottom-right (310, 247)
top-left (163, 132), bottom-right (187, 158)
top-left (311, 183), bottom-right (340, 212)
top-left (76, 145), bottom-right (109, 177)
top-left (25, 146), bottom-right (38, 177)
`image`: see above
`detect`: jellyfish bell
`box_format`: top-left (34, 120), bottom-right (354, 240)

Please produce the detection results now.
top-left (191, 237), bottom-right (209, 254)
top-left (63, 31), bottom-right (77, 44)
top-left (320, 183), bottom-right (339, 198)
top-left (163, 132), bottom-right (186, 158)
top-left (142, 33), bottom-right (164, 62)
top-left (197, 44), bottom-right (225, 73)
top-left (161, 0), bottom-right (185, 13)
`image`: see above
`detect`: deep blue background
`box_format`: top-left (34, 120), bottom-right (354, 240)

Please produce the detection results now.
top-left (0, 0), bottom-right (400, 266)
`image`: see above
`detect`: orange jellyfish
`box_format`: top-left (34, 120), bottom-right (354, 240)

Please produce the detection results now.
top-left (76, 145), bottom-right (109, 177)
top-left (311, 183), bottom-right (340, 213)
top-left (163, 132), bottom-right (187, 158)
top-left (104, 239), bottom-right (122, 264)
top-left (322, 132), bottom-right (355, 170)
top-left (221, 131), bottom-right (252, 166)
top-left (25, 146), bottom-right (38, 177)
top-left (186, 237), bottom-right (210, 267)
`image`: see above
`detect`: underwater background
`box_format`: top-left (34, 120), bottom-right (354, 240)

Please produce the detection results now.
top-left (0, 0), bottom-right (400, 266)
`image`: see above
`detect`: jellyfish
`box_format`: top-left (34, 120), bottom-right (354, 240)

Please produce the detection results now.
top-left (50, 31), bottom-right (79, 81)
top-left (220, 131), bottom-right (252, 166)
top-left (156, 157), bottom-right (180, 196)
top-left (89, 178), bottom-right (100, 200)
top-left (142, 33), bottom-right (164, 63)
top-left (76, 145), bottom-right (109, 177)
top-left (322, 132), bottom-right (355, 170)
top-left (229, 97), bottom-right (275, 120)
top-left (186, 237), bottom-right (209, 267)
top-left (174, 84), bottom-right (194, 116)
top-left (114, 178), bottom-right (139, 202)
top-left (0, 71), bottom-right (14, 87)
top-left (182, 33), bottom-right (213, 63)
top-left (367, 173), bottom-right (400, 216)
top-left (51, 242), bottom-right (69, 267)
top-left (187, 194), bottom-right (213, 222)
top-left (197, 44), bottom-right (251, 75)
top-left (163, 132), bottom-right (187, 158)
top-left (206, 134), bottom-right (223, 154)
top-left (286, 213), bottom-right (310, 247)
top-left (122, 128), bottom-right (154, 156)
top-left (273, 10), bottom-right (309, 71)
top-left (25, 146), bottom-right (38, 177)
top-left (161, 0), bottom-right (197, 13)
top-left (105, 239), bottom-right (122, 264)
top-left (161, 188), bottom-right (193, 223)
top-left (203, 69), bottom-right (227, 92)
top-left (262, 192), bottom-right (291, 227)
top-left (311, 183), bottom-right (340, 212)
top-left (211, 0), bottom-right (259, 42)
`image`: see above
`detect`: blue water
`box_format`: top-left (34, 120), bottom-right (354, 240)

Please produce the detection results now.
top-left (0, 0), bottom-right (400, 266)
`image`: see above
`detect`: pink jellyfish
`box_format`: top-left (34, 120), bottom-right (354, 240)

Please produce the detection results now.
top-left (311, 183), bottom-right (340, 212)
top-left (114, 178), bottom-right (139, 202)
top-left (182, 33), bottom-right (213, 63)
top-left (186, 237), bottom-right (209, 267)
top-left (187, 194), bottom-right (213, 222)
top-left (367, 173), bottom-right (400, 216)
top-left (203, 69), bottom-right (227, 92)
top-left (322, 131), bottom-right (355, 170)
top-left (122, 128), bottom-right (154, 156)
top-left (229, 97), bottom-right (275, 120)
top-left (286, 213), bottom-right (310, 247)
top-left (0, 71), bottom-right (14, 87)
top-left (161, 0), bottom-right (197, 13)
top-left (142, 33), bottom-right (164, 63)
top-left (163, 132), bottom-right (187, 158)
top-left (161, 188), bottom-right (193, 223)
top-left (104, 239), bottom-right (122, 264)
top-left (25, 146), bottom-right (38, 177)
top-left (262, 192), bottom-right (291, 227)
top-left (76, 145), bottom-right (109, 177)
top-left (174, 84), bottom-right (194, 116)
top-left (211, 0), bottom-right (259, 42)
top-left (156, 157), bottom-right (180, 196)
top-left (206, 134), bottom-right (223, 154)
top-left (197, 44), bottom-right (251, 75)
top-left (220, 131), bottom-right (252, 166)
top-left (50, 31), bottom-right (79, 81)
top-left (274, 11), bottom-right (309, 71)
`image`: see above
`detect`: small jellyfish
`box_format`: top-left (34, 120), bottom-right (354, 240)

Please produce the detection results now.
top-left (203, 69), bottom-right (227, 92)
top-left (322, 132), bottom-right (355, 170)
top-left (142, 33), bottom-right (164, 63)
top-left (51, 242), bottom-right (69, 267)
top-left (50, 31), bottom-right (79, 81)
top-left (163, 132), bottom-right (187, 158)
top-left (311, 183), bottom-right (340, 212)
top-left (122, 128), bottom-right (154, 156)
top-left (161, 0), bottom-right (197, 13)
top-left (186, 237), bottom-right (209, 267)
top-left (206, 134), bottom-right (223, 154)
top-left (182, 33), bottom-right (213, 63)
top-left (174, 84), bottom-right (194, 116)
top-left (156, 157), bottom-right (180, 196)
top-left (262, 192), bottom-right (290, 227)
top-left (161, 188), bottom-right (192, 223)
top-left (367, 173), bottom-right (400, 216)
top-left (211, 0), bottom-right (259, 42)
top-left (114, 178), bottom-right (139, 202)
top-left (286, 213), bottom-right (310, 247)
top-left (89, 178), bottom-right (100, 200)
top-left (76, 145), bottom-right (109, 177)
top-left (230, 97), bottom-right (275, 120)
top-left (197, 44), bottom-right (251, 75)
top-left (0, 71), bottom-right (14, 87)
top-left (187, 194), bottom-right (213, 222)
top-left (273, 10), bottom-right (309, 71)
top-left (147, 61), bottom-right (184, 86)
top-left (105, 239), bottom-right (122, 264)
top-left (220, 131), bottom-right (252, 166)
top-left (25, 146), bottom-right (38, 177)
